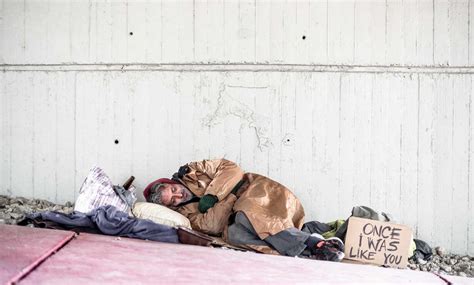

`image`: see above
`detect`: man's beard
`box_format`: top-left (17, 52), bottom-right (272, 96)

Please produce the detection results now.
top-left (179, 186), bottom-right (194, 204)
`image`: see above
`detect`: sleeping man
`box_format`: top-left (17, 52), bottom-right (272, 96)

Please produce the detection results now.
top-left (143, 158), bottom-right (344, 262)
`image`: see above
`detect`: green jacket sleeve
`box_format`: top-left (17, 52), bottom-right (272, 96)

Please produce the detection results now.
top-left (178, 194), bottom-right (237, 236)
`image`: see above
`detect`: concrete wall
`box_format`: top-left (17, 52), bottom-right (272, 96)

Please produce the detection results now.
top-left (1, 0), bottom-right (473, 255)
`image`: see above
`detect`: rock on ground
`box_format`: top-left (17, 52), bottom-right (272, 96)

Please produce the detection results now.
top-left (0, 195), bottom-right (73, 225)
top-left (409, 250), bottom-right (474, 278)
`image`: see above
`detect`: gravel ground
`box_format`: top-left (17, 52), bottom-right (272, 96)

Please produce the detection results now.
top-left (1, 194), bottom-right (473, 278)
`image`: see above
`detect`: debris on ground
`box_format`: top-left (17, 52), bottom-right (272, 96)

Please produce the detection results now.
top-left (408, 249), bottom-right (474, 278)
top-left (0, 195), bottom-right (73, 225)
top-left (1, 194), bottom-right (473, 278)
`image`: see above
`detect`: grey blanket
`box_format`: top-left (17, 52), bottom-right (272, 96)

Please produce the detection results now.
top-left (27, 205), bottom-right (179, 244)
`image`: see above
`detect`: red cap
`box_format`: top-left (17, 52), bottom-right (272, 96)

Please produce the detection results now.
top-left (143, 178), bottom-right (179, 201)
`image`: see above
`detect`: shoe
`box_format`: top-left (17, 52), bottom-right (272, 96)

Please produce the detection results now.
top-left (325, 236), bottom-right (345, 252)
top-left (308, 236), bottom-right (345, 262)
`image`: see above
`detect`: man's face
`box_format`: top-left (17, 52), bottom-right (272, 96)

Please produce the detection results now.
top-left (160, 183), bottom-right (192, 207)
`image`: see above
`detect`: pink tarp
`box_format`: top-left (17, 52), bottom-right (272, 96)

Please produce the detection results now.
top-left (19, 231), bottom-right (447, 284)
top-left (0, 224), bottom-right (75, 285)
top-left (2, 224), bottom-right (470, 284)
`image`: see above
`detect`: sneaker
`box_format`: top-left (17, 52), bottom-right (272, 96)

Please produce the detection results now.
top-left (325, 236), bottom-right (345, 252)
top-left (309, 236), bottom-right (345, 262)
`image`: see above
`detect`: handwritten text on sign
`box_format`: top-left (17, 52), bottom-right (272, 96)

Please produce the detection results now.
top-left (344, 217), bottom-right (412, 268)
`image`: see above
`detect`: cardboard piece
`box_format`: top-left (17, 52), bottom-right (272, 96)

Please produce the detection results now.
top-left (343, 217), bottom-right (413, 268)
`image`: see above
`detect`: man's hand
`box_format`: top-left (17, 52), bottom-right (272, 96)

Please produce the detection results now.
top-left (198, 194), bottom-right (219, 213)
top-left (178, 164), bottom-right (190, 178)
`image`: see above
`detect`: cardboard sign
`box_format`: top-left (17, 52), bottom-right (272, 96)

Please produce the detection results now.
top-left (344, 217), bottom-right (413, 268)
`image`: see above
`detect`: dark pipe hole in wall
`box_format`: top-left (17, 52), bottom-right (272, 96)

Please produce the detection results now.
top-left (302, 35), bottom-right (306, 40)
top-left (129, 32), bottom-right (133, 36)
top-left (115, 139), bottom-right (119, 144)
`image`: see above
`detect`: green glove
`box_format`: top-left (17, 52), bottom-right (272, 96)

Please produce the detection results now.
top-left (198, 194), bottom-right (218, 213)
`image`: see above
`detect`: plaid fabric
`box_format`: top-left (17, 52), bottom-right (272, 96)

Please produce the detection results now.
top-left (74, 166), bottom-right (132, 214)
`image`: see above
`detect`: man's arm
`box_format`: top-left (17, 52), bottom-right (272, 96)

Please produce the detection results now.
top-left (185, 159), bottom-right (244, 201)
top-left (178, 194), bottom-right (237, 236)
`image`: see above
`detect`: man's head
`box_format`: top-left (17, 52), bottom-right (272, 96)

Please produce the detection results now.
top-left (144, 179), bottom-right (193, 207)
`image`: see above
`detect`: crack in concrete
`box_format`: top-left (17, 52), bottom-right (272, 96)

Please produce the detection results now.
top-left (431, 272), bottom-right (453, 285)
top-left (2, 63), bottom-right (474, 74)
top-left (9, 232), bottom-right (77, 285)
top-left (203, 84), bottom-right (272, 151)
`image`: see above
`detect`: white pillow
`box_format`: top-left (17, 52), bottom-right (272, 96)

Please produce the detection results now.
top-left (132, 202), bottom-right (191, 229)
